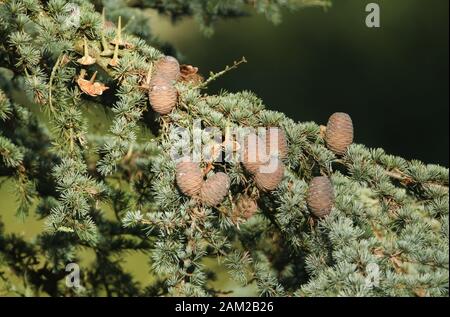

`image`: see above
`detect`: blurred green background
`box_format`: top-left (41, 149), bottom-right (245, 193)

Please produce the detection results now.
top-left (1, 0), bottom-right (448, 295)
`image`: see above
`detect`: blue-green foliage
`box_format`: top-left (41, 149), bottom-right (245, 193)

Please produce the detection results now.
top-left (0, 0), bottom-right (447, 297)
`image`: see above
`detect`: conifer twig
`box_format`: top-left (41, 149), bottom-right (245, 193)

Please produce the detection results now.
top-left (48, 55), bottom-right (62, 115)
top-left (385, 169), bottom-right (448, 190)
top-left (194, 56), bottom-right (247, 89)
top-left (336, 159), bottom-right (448, 190)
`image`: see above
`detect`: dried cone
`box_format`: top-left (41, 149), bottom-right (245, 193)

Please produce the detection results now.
top-left (254, 160), bottom-right (284, 192)
top-left (266, 127), bottom-right (288, 160)
top-left (149, 75), bottom-right (178, 115)
top-left (200, 172), bottom-right (230, 207)
top-left (307, 176), bottom-right (334, 218)
top-left (77, 78), bottom-right (109, 97)
top-left (325, 112), bottom-right (354, 155)
top-left (176, 160), bottom-right (204, 197)
top-left (76, 71), bottom-right (109, 97)
top-left (235, 195), bottom-right (258, 220)
top-left (180, 64), bottom-right (203, 84)
top-left (242, 133), bottom-right (268, 174)
top-left (155, 56), bottom-right (181, 82)
top-left (77, 38), bottom-right (96, 66)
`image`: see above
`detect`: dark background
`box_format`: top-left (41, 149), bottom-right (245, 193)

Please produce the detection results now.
top-left (154, 0), bottom-right (449, 166)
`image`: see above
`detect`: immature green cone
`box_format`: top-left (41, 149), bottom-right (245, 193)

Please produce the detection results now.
top-left (325, 112), bottom-right (354, 155)
top-left (155, 56), bottom-right (181, 82)
top-left (254, 159), bottom-right (284, 192)
top-left (306, 176), bottom-right (334, 218)
top-left (200, 172), bottom-right (230, 206)
top-left (149, 75), bottom-right (178, 115)
top-left (176, 160), bottom-right (204, 197)
top-left (266, 127), bottom-right (288, 160)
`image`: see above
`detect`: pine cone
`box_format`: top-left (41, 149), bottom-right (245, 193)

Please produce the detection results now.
top-left (155, 56), bottom-right (180, 82)
top-left (307, 176), bottom-right (334, 218)
top-left (235, 195), bottom-right (258, 220)
top-left (325, 112), bottom-right (354, 155)
top-left (200, 172), bottom-right (230, 207)
top-left (254, 160), bottom-right (284, 191)
top-left (176, 160), bottom-right (204, 197)
top-left (242, 133), bottom-right (268, 174)
top-left (149, 75), bottom-right (178, 115)
top-left (266, 127), bottom-right (288, 160)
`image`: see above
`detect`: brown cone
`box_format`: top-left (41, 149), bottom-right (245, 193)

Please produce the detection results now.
top-left (180, 64), bottom-right (204, 84)
top-left (149, 75), bottom-right (178, 115)
top-left (266, 127), bottom-right (288, 160)
top-left (176, 160), bottom-right (204, 197)
top-left (254, 160), bottom-right (284, 192)
top-left (242, 133), bottom-right (268, 174)
top-left (155, 56), bottom-right (180, 82)
top-left (200, 172), bottom-right (230, 207)
top-left (325, 112), bottom-right (354, 155)
top-left (235, 195), bottom-right (258, 220)
top-left (307, 176), bottom-right (334, 218)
